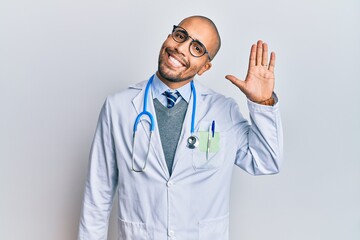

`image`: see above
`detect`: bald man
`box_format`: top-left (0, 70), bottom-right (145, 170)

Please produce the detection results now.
top-left (78, 16), bottom-right (283, 240)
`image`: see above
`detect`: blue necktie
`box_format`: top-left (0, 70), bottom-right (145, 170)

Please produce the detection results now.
top-left (162, 90), bottom-right (181, 108)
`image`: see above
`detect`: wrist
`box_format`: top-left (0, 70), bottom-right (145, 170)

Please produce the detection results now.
top-left (256, 97), bottom-right (275, 106)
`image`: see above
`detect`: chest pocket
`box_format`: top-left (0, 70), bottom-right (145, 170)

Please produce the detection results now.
top-left (192, 121), bottom-right (227, 170)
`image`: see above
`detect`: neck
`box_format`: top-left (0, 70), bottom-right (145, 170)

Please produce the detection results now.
top-left (156, 71), bottom-right (193, 89)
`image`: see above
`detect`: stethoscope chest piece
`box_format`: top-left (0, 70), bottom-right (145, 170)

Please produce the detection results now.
top-left (187, 135), bottom-right (199, 149)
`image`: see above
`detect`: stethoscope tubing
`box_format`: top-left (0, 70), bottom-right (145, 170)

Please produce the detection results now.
top-left (133, 75), bottom-right (196, 134)
top-left (190, 80), bottom-right (196, 135)
top-left (133, 76), bottom-right (155, 133)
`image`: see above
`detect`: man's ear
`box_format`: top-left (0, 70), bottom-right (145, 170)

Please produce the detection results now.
top-left (197, 62), bottom-right (212, 76)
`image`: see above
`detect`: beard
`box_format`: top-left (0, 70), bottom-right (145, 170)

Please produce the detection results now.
top-left (157, 47), bottom-right (195, 83)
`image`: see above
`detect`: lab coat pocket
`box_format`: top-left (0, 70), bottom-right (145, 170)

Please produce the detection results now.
top-left (118, 217), bottom-right (150, 240)
top-left (199, 213), bottom-right (229, 240)
top-left (192, 121), bottom-right (225, 169)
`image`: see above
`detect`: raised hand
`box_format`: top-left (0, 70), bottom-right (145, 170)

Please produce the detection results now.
top-left (225, 40), bottom-right (275, 103)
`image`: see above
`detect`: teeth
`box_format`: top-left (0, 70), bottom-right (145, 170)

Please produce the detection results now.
top-left (169, 55), bottom-right (183, 67)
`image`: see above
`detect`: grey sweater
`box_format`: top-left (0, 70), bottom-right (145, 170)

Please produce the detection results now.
top-left (153, 98), bottom-right (188, 175)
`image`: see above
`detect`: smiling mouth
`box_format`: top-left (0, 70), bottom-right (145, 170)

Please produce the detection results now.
top-left (166, 49), bottom-right (187, 68)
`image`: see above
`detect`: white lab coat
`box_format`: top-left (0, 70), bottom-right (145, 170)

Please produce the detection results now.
top-left (78, 78), bottom-right (283, 240)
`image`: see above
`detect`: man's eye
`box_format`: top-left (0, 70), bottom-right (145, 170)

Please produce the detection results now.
top-left (177, 34), bottom-right (184, 39)
top-left (192, 42), bottom-right (205, 54)
top-left (174, 30), bottom-right (187, 41)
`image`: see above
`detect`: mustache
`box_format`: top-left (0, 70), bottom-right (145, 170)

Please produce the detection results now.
top-left (165, 48), bottom-right (189, 67)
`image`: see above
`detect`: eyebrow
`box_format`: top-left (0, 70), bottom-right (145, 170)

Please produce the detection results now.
top-left (178, 26), bottom-right (205, 44)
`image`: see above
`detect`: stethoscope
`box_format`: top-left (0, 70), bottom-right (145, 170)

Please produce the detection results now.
top-left (131, 75), bottom-right (198, 172)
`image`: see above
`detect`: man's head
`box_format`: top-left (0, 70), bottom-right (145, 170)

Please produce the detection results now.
top-left (157, 16), bottom-right (221, 87)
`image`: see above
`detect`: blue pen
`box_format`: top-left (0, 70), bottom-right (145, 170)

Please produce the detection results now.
top-left (211, 120), bottom-right (215, 138)
top-left (207, 121), bottom-right (215, 160)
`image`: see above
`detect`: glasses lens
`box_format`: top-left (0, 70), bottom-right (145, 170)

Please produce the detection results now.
top-left (172, 28), bottom-right (187, 43)
top-left (190, 41), bottom-right (206, 57)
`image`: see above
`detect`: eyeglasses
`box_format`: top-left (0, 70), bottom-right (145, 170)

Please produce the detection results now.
top-left (171, 25), bottom-right (212, 60)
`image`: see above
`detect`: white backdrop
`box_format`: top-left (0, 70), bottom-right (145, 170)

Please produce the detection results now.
top-left (1, 0), bottom-right (359, 239)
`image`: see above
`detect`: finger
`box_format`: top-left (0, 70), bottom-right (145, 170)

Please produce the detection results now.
top-left (249, 44), bottom-right (256, 68)
top-left (225, 75), bottom-right (246, 92)
top-left (256, 40), bottom-right (263, 66)
top-left (268, 51), bottom-right (276, 72)
top-left (262, 42), bottom-right (268, 66)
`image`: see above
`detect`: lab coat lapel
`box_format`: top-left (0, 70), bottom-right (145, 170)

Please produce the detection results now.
top-left (131, 81), bottom-right (169, 178)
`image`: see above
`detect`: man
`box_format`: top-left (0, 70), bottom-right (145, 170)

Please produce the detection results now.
top-left (78, 15), bottom-right (283, 240)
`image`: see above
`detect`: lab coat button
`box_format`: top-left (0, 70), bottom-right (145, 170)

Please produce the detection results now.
top-left (167, 181), bottom-right (174, 187)
top-left (168, 230), bottom-right (174, 237)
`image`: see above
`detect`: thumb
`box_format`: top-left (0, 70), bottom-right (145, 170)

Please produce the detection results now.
top-left (225, 75), bottom-right (246, 92)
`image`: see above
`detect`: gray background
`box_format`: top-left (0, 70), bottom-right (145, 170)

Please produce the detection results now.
top-left (1, 0), bottom-right (359, 239)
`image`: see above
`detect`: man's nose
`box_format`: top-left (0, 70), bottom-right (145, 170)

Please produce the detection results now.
top-left (174, 39), bottom-right (192, 57)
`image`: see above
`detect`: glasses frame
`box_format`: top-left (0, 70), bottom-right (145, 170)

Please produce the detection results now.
top-left (171, 25), bottom-right (212, 61)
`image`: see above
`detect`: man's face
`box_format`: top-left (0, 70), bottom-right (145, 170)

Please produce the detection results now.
top-left (157, 18), bottom-right (217, 84)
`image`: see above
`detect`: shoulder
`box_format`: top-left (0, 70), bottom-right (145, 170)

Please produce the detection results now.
top-left (105, 80), bottom-right (147, 104)
top-left (195, 80), bottom-right (242, 124)
top-left (195, 80), bottom-right (238, 107)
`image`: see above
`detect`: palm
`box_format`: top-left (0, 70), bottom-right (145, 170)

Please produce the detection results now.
top-left (226, 40), bottom-right (276, 103)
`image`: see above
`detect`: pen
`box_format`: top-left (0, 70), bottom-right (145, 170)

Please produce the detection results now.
top-left (206, 120), bottom-right (215, 161)
top-left (211, 120), bottom-right (215, 138)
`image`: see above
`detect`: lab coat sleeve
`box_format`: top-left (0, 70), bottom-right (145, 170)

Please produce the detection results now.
top-left (233, 94), bottom-right (283, 175)
top-left (78, 97), bottom-right (118, 240)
